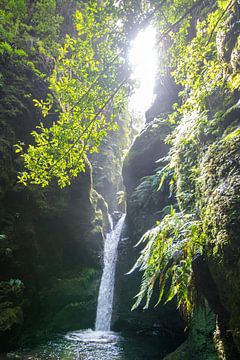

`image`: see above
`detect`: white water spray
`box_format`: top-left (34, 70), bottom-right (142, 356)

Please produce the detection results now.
top-left (95, 214), bottom-right (126, 331)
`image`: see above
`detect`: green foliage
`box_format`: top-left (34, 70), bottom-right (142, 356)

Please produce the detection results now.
top-left (0, 0), bottom-right (28, 57)
top-left (1, 0), bottom-right (237, 190)
top-left (2, 0), bottom-right (238, 324)
top-left (223, 128), bottom-right (240, 141)
top-left (32, 0), bottom-right (63, 41)
top-left (131, 0), bottom-right (240, 319)
top-left (130, 163), bottom-right (173, 213)
top-left (131, 172), bottom-right (162, 209)
top-left (152, 0), bottom-right (239, 123)
top-left (17, 1), bottom-right (130, 188)
top-left (0, 0), bottom-right (64, 64)
top-left (130, 208), bottom-right (205, 314)
top-left (170, 10), bottom-right (225, 115)
top-left (0, 279), bottom-right (24, 332)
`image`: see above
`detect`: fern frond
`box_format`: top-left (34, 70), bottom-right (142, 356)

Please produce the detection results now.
top-left (130, 209), bottom-right (205, 316)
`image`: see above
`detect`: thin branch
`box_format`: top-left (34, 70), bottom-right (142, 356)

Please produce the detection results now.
top-left (67, 53), bottom-right (122, 113)
top-left (52, 0), bottom-right (169, 116)
top-left (54, 0), bottom-right (203, 119)
top-left (48, 77), bottom-right (127, 174)
top-left (156, 0), bottom-right (204, 44)
top-left (32, 0), bottom-right (212, 182)
top-left (136, 0), bottom-right (168, 29)
top-left (206, 0), bottom-right (236, 46)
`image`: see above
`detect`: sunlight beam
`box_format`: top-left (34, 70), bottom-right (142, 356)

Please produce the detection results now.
top-left (128, 26), bottom-right (157, 122)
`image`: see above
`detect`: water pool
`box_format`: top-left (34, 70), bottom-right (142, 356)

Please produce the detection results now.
top-left (5, 329), bottom-right (173, 359)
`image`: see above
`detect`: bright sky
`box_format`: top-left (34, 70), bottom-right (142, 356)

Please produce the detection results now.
top-left (128, 26), bottom-right (157, 120)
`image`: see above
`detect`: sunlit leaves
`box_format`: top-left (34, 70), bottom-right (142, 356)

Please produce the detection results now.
top-left (131, 0), bottom-right (240, 317)
top-left (18, 1), bottom-right (129, 187)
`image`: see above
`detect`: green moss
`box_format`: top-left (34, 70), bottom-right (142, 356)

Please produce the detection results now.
top-left (90, 189), bottom-right (110, 234)
top-left (163, 305), bottom-right (218, 360)
top-left (0, 306), bottom-right (23, 332)
top-left (37, 268), bottom-right (100, 334)
top-left (197, 132), bottom-right (240, 352)
top-left (91, 111), bottom-right (131, 211)
top-left (123, 119), bottom-right (171, 194)
top-left (0, 280), bottom-right (24, 337)
top-left (0, 55), bottom-right (106, 350)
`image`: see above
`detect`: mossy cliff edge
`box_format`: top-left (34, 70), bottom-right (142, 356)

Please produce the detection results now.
top-left (0, 55), bottom-right (111, 351)
top-left (119, 4), bottom-right (240, 359)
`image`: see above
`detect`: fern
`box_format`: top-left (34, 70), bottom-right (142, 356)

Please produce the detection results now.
top-left (129, 209), bottom-right (205, 315)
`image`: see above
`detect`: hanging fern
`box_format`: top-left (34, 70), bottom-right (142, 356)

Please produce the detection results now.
top-left (129, 208), bottom-right (206, 315)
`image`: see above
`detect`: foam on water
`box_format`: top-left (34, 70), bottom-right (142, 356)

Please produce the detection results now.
top-left (65, 329), bottom-right (120, 344)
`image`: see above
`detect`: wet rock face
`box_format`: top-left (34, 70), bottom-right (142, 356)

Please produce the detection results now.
top-left (91, 114), bottom-right (130, 213)
top-left (118, 9), bottom-right (240, 357)
top-left (121, 118), bottom-right (173, 246)
top-left (145, 75), bottom-right (181, 123)
top-left (197, 109), bottom-right (240, 355)
top-left (0, 57), bottom-right (105, 351)
top-left (122, 119), bottom-right (170, 195)
top-left (115, 119), bottom-right (185, 349)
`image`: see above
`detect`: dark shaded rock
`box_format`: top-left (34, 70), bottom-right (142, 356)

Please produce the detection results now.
top-left (122, 119), bottom-right (170, 194)
top-left (37, 268), bottom-right (99, 333)
top-left (145, 75), bottom-right (181, 123)
top-left (198, 123), bottom-right (240, 355)
top-left (163, 305), bottom-right (218, 360)
top-left (0, 56), bottom-right (104, 351)
top-left (115, 118), bottom-right (185, 351)
top-left (91, 114), bottom-right (130, 212)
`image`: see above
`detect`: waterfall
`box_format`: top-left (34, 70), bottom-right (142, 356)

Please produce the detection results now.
top-left (95, 213), bottom-right (126, 331)
top-left (108, 213), bottom-right (114, 232)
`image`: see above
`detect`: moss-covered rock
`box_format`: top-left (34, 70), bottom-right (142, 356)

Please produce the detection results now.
top-left (163, 305), bottom-right (218, 360)
top-left (37, 268), bottom-right (99, 334)
top-left (123, 119), bottom-right (170, 195)
top-left (91, 113), bottom-right (131, 212)
top-left (0, 55), bottom-right (104, 351)
top-left (115, 118), bottom-right (185, 348)
top-left (198, 118), bottom-right (240, 355)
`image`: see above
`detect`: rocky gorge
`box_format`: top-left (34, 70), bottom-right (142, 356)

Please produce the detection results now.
top-left (0, 1), bottom-right (240, 359)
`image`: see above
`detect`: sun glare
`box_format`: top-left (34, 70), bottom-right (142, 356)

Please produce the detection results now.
top-left (128, 26), bottom-right (157, 120)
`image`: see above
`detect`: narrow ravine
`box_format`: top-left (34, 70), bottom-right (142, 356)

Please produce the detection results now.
top-left (2, 1), bottom-right (238, 358)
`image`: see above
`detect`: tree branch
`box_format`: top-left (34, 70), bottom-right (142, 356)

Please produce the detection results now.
top-left (48, 77), bottom-right (128, 175)
top-left (206, 0), bottom-right (237, 46)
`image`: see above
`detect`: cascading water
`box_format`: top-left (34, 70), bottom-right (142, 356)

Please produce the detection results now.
top-left (108, 213), bottom-right (114, 232)
top-left (95, 213), bottom-right (126, 331)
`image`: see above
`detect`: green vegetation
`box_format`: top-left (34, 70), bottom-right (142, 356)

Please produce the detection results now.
top-left (40, 267), bottom-right (99, 332)
top-left (17, 2), bottom-right (132, 187)
top-left (0, 279), bottom-right (24, 332)
top-left (13, 0), bottom-right (239, 189)
top-left (7, 0), bottom-right (237, 317)
top-left (127, 0), bottom-right (240, 320)
top-left (130, 208), bottom-right (205, 314)
top-left (0, 1), bottom-right (239, 351)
